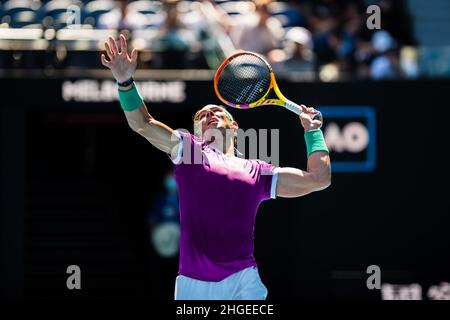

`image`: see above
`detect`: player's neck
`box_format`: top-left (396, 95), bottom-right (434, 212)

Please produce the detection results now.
top-left (224, 141), bottom-right (235, 157)
top-left (207, 137), bottom-right (235, 157)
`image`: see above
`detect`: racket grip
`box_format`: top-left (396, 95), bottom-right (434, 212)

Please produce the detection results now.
top-left (284, 100), bottom-right (322, 120)
top-left (284, 99), bottom-right (303, 115)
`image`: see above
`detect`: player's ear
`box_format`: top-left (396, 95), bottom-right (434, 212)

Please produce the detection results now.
top-left (231, 121), bottom-right (238, 130)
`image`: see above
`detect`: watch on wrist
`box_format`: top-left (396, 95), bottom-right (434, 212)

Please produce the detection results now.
top-left (117, 77), bottom-right (134, 87)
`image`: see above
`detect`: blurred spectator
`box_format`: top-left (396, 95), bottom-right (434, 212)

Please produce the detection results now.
top-left (370, 30), bottom-right (402, 80)
top-left (232, 0), bottom-right (283, 59)
top-left (97, 0), bottom-right (147, 30)
top-left (0, 0), bottom-right (415, 79)
top-left (157, 0), bottom-right (191, 50)
top-left (272, 27), bottom-right (315, 75)
top-left (399, 46), bottom-right (418, 79)
top-left (151, 0), bottom-right (201, 68)
top-left (271, 0), bottom-right (306, 28)
top-left (309, 1), bottom-right (362, 74)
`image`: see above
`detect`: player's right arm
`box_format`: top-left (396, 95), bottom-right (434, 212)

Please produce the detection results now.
top-left (101, 34), bottom-right (179, 156)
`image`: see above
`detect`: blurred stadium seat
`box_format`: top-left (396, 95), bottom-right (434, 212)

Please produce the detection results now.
top-left (83, 0), bottom-right (115, 27)
top-left (37, 0), bottom-right (82, 29)
top-left (9, 9), bottom-right (38, 28)
top-left (1, 0), bottom-right (41, 27)
top-left (127, 0), bottom-right (161, 15)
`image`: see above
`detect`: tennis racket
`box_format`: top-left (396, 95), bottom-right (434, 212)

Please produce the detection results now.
top-left (214, 51), bottom-right (322, 120)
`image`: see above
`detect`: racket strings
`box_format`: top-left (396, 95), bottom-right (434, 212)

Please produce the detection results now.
top-left (217, 54), bottom-right (271, 105)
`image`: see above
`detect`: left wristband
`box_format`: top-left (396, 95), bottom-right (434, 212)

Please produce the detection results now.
top-left (118, 83), bottom-right (143, 112)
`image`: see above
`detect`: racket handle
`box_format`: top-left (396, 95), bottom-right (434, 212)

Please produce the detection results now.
top-left (284, 99), bottom-right (303, 115)
top-left (284, 99), bottom-right (322, 120)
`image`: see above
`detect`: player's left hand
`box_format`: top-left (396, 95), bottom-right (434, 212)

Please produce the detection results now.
top-left (299, 105), bottom-right (323, 132)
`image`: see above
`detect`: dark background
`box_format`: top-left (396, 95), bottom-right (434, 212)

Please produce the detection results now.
top-left (1, 78), bottom-right (449, 300)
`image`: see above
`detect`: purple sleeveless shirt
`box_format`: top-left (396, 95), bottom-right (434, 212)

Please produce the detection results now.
top-left (170, 131), bottom-right (278, 281)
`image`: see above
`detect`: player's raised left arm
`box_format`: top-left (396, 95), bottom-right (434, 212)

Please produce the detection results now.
top-left (276, 105), bottom-right (331, 198)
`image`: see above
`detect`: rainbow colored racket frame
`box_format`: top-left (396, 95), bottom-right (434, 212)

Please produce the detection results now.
top-left (214, 51), bottom-right (288, 109)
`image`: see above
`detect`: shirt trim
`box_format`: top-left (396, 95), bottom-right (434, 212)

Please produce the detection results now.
top-left (170, 132), bottom-right (183, 165)
top-left (271, 167), bottom-right (279, 199)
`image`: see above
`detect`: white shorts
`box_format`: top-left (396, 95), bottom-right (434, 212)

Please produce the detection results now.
top-left (174, 266), bottom-right (268, 300)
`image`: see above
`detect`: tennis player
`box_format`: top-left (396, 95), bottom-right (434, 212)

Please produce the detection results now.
top-left (101, 34), bottom-right (331, 300)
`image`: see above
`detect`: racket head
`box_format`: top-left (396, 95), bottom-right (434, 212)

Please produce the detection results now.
top-left (214, 51), bottom-right (274, 109)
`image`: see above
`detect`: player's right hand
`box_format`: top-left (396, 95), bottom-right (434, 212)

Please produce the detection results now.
top-left (101, 34), bottom-right (138, 83)
top-left (299, 104), bottom-right (323, 132)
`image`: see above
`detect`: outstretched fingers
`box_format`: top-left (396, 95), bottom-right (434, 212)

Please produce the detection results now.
top-left (108, 36), bottom-right (118, 56)
top-left (104, 41), bottom-right (113, 60)
top-left (101, 54), bottom-right (111, 68)
top-left (120, 34), bottom-right (128, 56)
top-left (130, 48), bottom-right (138, 63)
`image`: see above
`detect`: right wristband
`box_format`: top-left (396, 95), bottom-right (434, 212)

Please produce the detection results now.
top-left (304, 129), bottom-right (329, 157)
top-left (118, 83), bottom-right (143, 112)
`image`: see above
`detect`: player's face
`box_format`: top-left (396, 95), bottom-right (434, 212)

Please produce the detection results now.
top-left (194, 105), bottom-right (236, 141)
